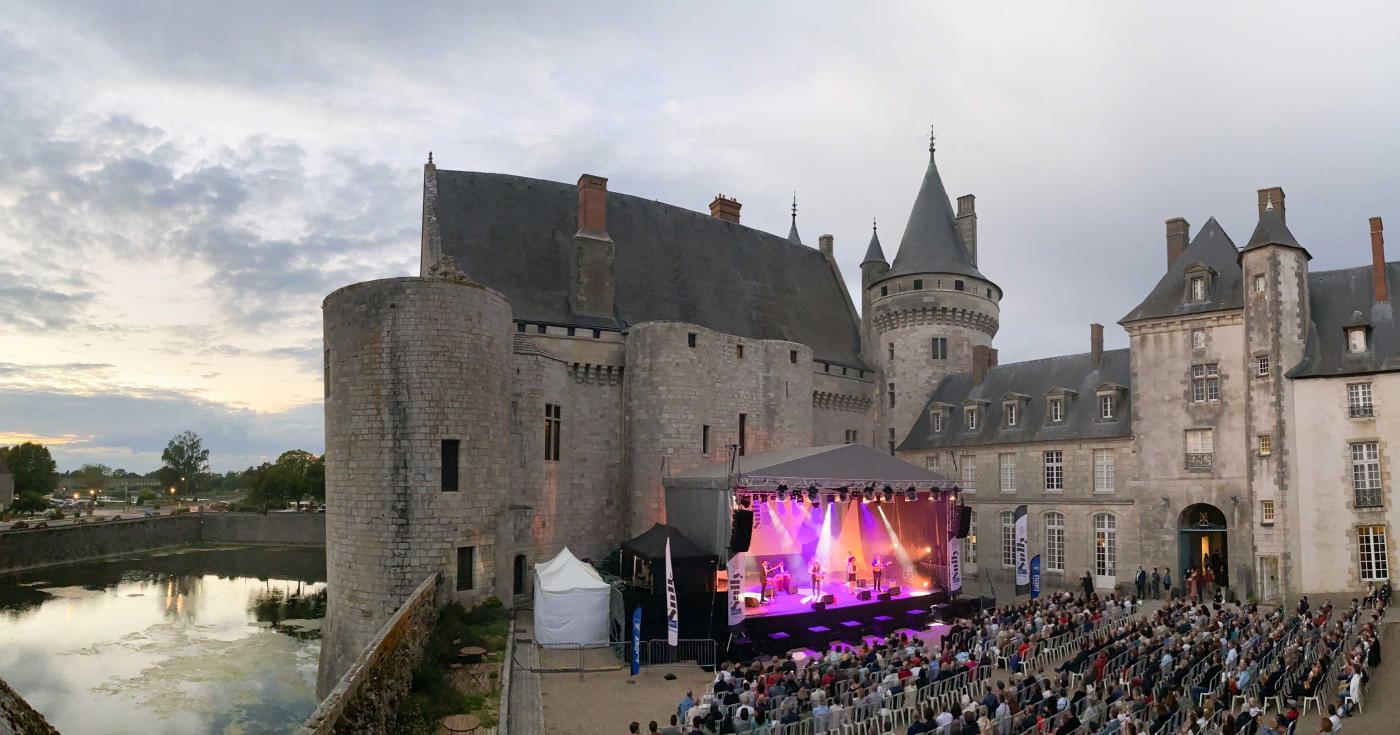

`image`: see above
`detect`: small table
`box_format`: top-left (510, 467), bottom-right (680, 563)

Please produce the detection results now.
top-left (441, 714), bottom-right (481, 734)
top-left (458, 646), bottom-right (487, 664)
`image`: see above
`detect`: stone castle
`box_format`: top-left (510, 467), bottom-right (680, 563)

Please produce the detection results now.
top-left (317, 134), bottom-right (1398, 693)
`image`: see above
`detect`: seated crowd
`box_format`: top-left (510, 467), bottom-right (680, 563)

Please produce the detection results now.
top-left (635, 586), bottom-right (1388, 735)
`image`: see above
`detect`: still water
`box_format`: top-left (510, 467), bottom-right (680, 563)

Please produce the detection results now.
top-left (0, 545), bottom-right (326, 734)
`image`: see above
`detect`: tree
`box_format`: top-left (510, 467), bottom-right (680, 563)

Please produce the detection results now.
top-left (246, 450), bottom-right (322, 511)
top-left (0, 443), bottom-right (58, 497)
top-left (12, 492), bottom-right (47, 514)
top-left (160, 431), bottom-right (209, 495)
top-left (73, 463), bottom-right (112, 492)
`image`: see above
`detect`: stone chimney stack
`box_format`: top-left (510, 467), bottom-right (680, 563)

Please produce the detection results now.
top-left (818, 234), bottom-right (834, 260)
top-left (571, 174), bottom-right (615, 317)
top-left (1257, 186), bottom-right (1286, 222)
top-left (971, 345), bottom-right (998, 386)
top-left (1165, 217), bottom-right (1190, 268)
top-left (1372, 217), bottom-right (1389, 303)
top-left (956, 195), bottom-right (977, 266)
top-left (709, 194), bottom-right (742, 223)
top-left (1090, 323), bottom-right (1104, 370)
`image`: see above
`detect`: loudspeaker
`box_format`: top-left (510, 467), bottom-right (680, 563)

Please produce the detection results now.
top-left (813, 601), bottom-right (828, 611)
top-left (822, 594), bottom-right (835, 605)
top-left (887, 585), bottom-right (902, 597)
top-left (878, 590), bottom-right (893, 602)
top-left (856, 589), bottom-right (872, 601)
top-left (729, 510), bottom-right (754, 552)
top-left (744, 596), bottom-right (759, 609)
top-left (957, 506), bottom-right (973, 538)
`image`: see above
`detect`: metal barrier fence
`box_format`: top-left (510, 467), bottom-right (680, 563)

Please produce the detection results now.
top-left (530, 639), bottom-right (717, 680)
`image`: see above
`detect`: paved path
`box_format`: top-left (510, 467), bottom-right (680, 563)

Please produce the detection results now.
top-left (1315, 611), bottom-right (1397, 735)
top-left (507, 608), bottom-right (543, 735)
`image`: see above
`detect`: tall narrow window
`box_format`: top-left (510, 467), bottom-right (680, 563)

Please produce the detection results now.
top-left (1348, 327), bottom-right (1368, 353)
top-left (688, 332), bottom-right (697, 348)
top-left (931, 411), bottom-right (944, 433)
top-left (702, 425), bottom-right (711, 454)
top-left (1001, 511), bottom-right (1015, 568)
top-left (736, 344), bottom-right (745, 359)
top-left (1094, 449), bottom-right (1115, 492)
top-left (1351, 442), bottom-right (1382, 507)
top-left (1255, 354), bottom-right (1270, 377)
top-left (931, 337), bottom-right (948, 360)
top-left (456, 546), bottom-right (475, 590)
top-left (1043, 450), bottom-right (1063, 491)
top-left (789, 350), bottom-right (798, 364)
top-left (963, 510), bottom-right (978, 567)
top-left (1189, 276), bottom-right (1206, 302)
top-left (887, 428), bottom-right (896, 455)
top-left (544, 403), bottom-right (562, 461)
top-left (323, 349), bottom-right (331, 399)
top-left (1045, 512), bottom-right (1065, 573)
top-left (1191, 329), bottom-right (1206, 349)
top-left (888, 343), bottom-right (895, 360)
top-left (1049, 398), bottom-right (1063, 423)
top-left (1191, 363), bottom-right (1220, 402)
top-left (1260, 499), bottom-right (1276, 524)
top-left (999, 453), bottom-right (1015, 492)
top-left (960, 454), bottom-right (976, 491)
top-left (1252, 273), bottom-right (1266, 294)
top-left (965, 407), bottom-right (978, 430)
top-left (1094, 514), bottom-right (1117, 581)
top-left (1099, 395), bottom-right (1114, 419)
top-left (887, 383), bottom-right (896, 408)
top-left (1005, 403), bottom-right (1018, 427)
top-left (738, 414), bottom-right (747, 456)
top-left (441, 439), bottom-right (460, 492)
top-left (1359, 526), bottom-right (1389, 581)
top-left (1258, 435), bottom-right (1272, 456)
top-left (1348, 383), bottom-right (1374, 418)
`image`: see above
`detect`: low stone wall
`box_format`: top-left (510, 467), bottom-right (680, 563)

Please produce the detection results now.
top-left (0, 512), bottom-right (327, 574)
top-left (0, 514), bottom-right (202, 574)
top-left (0, 676), bottom-right (59, 734)
top-left (202, 512), bottom-right (326, 546)
top-left (302, 574), bottom-right (439, 735)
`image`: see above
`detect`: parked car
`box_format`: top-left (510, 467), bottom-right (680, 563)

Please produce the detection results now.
top-left (142, 509), bottom-right (158, 518)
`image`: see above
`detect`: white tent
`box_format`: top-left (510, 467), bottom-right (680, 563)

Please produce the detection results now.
top-left (533, 547), bottom-right (611, 645)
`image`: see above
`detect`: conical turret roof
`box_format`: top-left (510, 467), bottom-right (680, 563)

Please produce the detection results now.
top-left (1241, 198), bottom-right (1310, 260)
top-left (861, 221), bottom-right (887, 266)
top-left (886, 147), bottom-right (985, 281)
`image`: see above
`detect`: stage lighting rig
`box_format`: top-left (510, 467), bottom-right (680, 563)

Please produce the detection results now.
top-left (904, 486), bottom-right (918, 502)
top-left (806, 485), bottom-right (819, 504)
top-left (863, 484), bottom-right (875, 503)
top-left (837, 486), bottom-right (849, 503)
top-left (776, 484), bottom-right (788, 501)
top-left (739, 495), bottom-right (751, 509)
top-left (882, 485), bottom-right (894, 503)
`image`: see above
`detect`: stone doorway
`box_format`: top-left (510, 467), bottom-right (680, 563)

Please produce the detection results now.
top-left (513, 554), bottom-right (527, 596)
top-left (1178, 504), bottom-right (1229, 589)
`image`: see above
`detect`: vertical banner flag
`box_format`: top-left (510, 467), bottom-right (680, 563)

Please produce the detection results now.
top-left (665, 538), bottom-right (679, 646)
top-left (1014, 505), bottom-right (1029, 596)
top-left (947, 535), bottom-right (963, 593)
top-left (1030, 554), bottom-right (1042, 599)
top-left (630, 607), bottom-right (642, 675)
top-left (726, 553), bottom-right (746, 626)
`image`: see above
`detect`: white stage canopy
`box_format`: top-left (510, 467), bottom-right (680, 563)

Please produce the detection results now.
top-left (532, 547), bottom-right (610, 645)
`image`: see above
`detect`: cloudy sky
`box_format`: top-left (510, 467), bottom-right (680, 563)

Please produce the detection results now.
top-left (2, 2), bottom-right (1398, 472)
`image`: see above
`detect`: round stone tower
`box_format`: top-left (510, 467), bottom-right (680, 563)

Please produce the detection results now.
top-left (316, 273), bottom-right (512, 697)
top-left (869, 139), bottom-right (1001, 449)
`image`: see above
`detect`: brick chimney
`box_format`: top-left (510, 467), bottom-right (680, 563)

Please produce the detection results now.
top-left (1090, 323), bottom-right (1104, 370)
top-left (818, 234), bottom-right (834, 260)
top-left (1257, 186), bottom-right (1286, 222)
top-left (971, 345), bottom-right (998, 386)
top-left (1372, 217), bottom-right (1389, 303)
top-left (956, 195), bottom-right (977, 266)
top-left (1165, 218), bottom-right (1190, 268)
top-left (571, 174), bottom-right (615, 317)
top-left (709, 194), bottom-right (742, 223)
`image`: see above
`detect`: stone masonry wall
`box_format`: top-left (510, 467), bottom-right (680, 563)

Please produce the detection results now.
top-left (624, 322), bottom-right (814, 536)
top-left (302, 574), bottom-right (438, 735)
top-left (0, 676), bottom-right (58, 735)
top-left (318, 277), bottom-right (512, 698)
top-left (0, 514), bottom-right (201, 574)
top-left (201, 512), bottom-right (326, 546)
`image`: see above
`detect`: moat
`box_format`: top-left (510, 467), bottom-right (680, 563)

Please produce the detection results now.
top-left (0, 545), bottom-right (326, 734)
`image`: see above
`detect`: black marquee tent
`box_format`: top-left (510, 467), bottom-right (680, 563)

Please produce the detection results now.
top-left (621, 523), bottom-right (718, 596)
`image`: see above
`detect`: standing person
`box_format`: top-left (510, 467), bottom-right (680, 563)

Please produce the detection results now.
top-left (871, 556), bottom-right (885, 592)
top-left (1135, 566), bottom-right (1147, 599)
top-left (1186, 570), bottom-right (1198, 602)
top-left (811, 559), bottom-right (824, 598)
top-left (1203, 565), bottom-right (1215, 600)
top-left (846, 553), bottom-right (858, 594)
top-left (758, 560), bottom-right (770, 603)
top-left (1151, 568), bottom-right (1162, 600)
top-left (1162, 569), bottom-right (1172, 599)
top-left (1081, 571), bottom-right (1094, 598)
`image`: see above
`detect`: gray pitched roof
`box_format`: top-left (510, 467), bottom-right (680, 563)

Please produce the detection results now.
top-left (883, 151), bottom-right (986, 282)
top-left (1288, 262), bottom-right (1400, 378)
top-left (1121, 217), bottom-right (1243, 323)
top-left (1241, 203), bottom-right (1310, 260)
top-left (861, 225), bottom-right (887, 266)
top-left (899, 348), bottom-right (1133, 451)
top-left (433, 170), bottom-right (865, 366)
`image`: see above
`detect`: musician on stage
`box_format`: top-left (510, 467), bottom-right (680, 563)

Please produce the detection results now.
top-left (871, 555), bottom-right (887, 592)
top-left (810, 559), bottom-right (824, 598)
top-left (846, 553), bottom-right (858, 594)
top-left (758, 560), bottom-right (771, 603)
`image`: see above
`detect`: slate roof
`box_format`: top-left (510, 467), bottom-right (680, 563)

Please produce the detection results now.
top-left (1121, 218), bottom-right (1243, 324)
top-left (1240, 203), bottom-right (1311, 260)
top-left (673, 443), bottom-right (953, 486)
top-left (900, 348), bottom-right (1133, 451)
top-left (862, 225), bottom-right (887, 266)
top-left (1288, 262), bottom-right (1400, 378)
top-left (883, 150), bottom-right (986, 282)
top-left (433, 170), bottom-right (865, 366)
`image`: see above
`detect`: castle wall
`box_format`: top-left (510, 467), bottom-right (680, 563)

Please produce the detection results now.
top-left (1125, 313), bottom-right (1254, 595)
top-left (1291, 375), bottom-right (1400, 595)
top-left (318, 276), bottom-right (512, 697)
top-left (623, 322), bottom-right (814, 536)
top-left (812, 371), bottom-right (875, 447)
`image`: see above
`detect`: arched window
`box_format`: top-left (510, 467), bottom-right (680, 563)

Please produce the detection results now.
top-left (1045, 512), bottom-right (1065, 573)
top-left (1094, 513), bottom-right (1117, 582)
top-left (1000, 511), bottom-right (1015, 568)
top-left (964, 510), bottom-right (978, 567)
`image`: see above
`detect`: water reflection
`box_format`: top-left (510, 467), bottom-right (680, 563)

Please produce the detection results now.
top-left (0, 545), bottom-right (326, 735)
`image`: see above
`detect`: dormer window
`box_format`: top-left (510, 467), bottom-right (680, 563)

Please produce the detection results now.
top-left (1005, 403), bottom-right (1018, 427)
top-left (1348, 327), bottom-right (1368, 353)
top-left (1100, 395), bottom-right (1114, 419)
top-left (1049, 398), bottom-right (1063, 423)
top-left (1189, 276), bottom-right (1206, 302)
top-left (965, 407), bottom-right (978, 430)
top-left (931, 411), bottom-right (944, 433)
